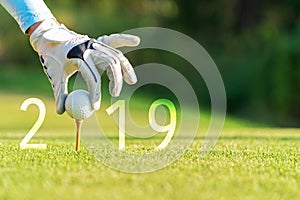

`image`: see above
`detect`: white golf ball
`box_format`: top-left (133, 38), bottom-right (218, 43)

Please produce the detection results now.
top-left (65, 90), bottom-right (95, 120)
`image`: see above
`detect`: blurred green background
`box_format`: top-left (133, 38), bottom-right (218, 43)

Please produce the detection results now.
top-left (0, 0), bottom-right (299, 127)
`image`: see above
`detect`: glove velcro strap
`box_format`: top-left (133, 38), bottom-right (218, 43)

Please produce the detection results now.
top-left (29, 18), bottom-right (60, 51)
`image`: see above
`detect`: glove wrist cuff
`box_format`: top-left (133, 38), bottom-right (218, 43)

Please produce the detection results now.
top-left (29, 18), bottom-right (60, 51)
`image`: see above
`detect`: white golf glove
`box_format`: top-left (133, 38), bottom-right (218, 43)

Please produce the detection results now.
top-left (30, 19), bottom-right (140, 114)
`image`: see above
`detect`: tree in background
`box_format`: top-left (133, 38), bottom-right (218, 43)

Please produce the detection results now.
top-left (0, 0), bottom-right (299, 126)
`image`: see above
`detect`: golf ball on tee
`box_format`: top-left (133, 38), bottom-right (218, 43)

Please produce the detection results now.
top-left (65, 90), bottom-right (95, 120)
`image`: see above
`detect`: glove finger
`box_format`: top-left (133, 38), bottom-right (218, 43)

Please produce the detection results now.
top-left (79, 52), bottom-right (101, 110)
top-left (93, 42), bottom-right (137, 85)
top-left (106, 67), bottom-right (119, 97)
top-left (47, 74), bottom-right (68, 115)
top-left (119, 56), bottom-right (137, 85)
top-left (54, 81), bottom-right (68, 114)
top-left (41, 56), bottom-right (68, 114)
top-left (97, 34), bottom-right (140, 48)
top-left (91, 44), bottom-right (123, 97)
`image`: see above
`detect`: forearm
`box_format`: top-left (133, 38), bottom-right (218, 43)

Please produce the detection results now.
top-left (0, 0), bottom-right (55, 33)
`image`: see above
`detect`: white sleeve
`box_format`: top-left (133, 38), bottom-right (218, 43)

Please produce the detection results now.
top-left (0, 0), bottom-right (55, 33)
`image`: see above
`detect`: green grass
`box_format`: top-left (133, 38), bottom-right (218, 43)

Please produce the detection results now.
top-left (0, 92), bottom-right (299, 200)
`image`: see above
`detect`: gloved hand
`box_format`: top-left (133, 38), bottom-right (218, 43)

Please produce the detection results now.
top-left (30, 19), bottom-right (140, 114)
